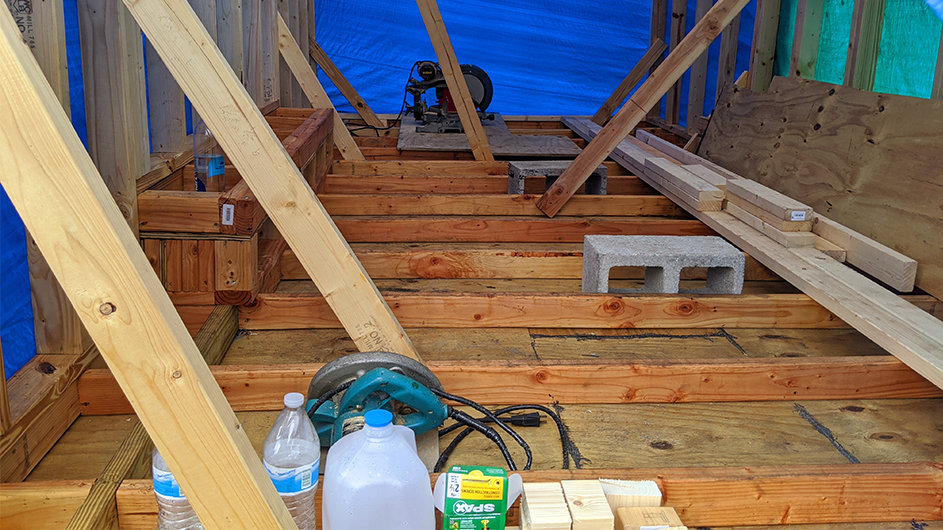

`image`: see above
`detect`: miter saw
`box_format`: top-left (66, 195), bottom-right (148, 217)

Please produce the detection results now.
top-left (405, 60), bottom-right (495, 133)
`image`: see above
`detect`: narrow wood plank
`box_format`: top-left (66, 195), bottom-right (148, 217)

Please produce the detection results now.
top-left (180, 240), bottom-right (201, 292)
top-left (145, 39), bottom-right (187, 153)
top-left (812, 214), bottom-right (916, 292)
top-left (215, 233), bottom-right (258, 292)
top-left (0, 480), bottom-right (93, 530)
top-left (717, 13), bottom-right (742, 93)
top-left (686, 0), bottom-right (711, 132)
top-left (113, 464), bottom-right (943, 528)
top-left (77, 0), bottom-right (149, 235)
top-left (331, 159), bottom-right (508, 176)
top-left (414, 0), bottom-right (493, 161)
top-left (748, 0), bottom-right (781, 93)
top-left (129, 0), bottom-right (418, 359)
top-left (593, 39), bottom-right (668, 126)
top-left (309, 38), bottom-right (385, 128)
top-left (725, 202), bottom-right (816, 247)
top-left (934, 30), bottom-right (943, 100)
top-left (318, 194), bottom-right (685, 217)
top-left (790, 0), bottom-right (824, 78)
top-left (644, 159), bottom-right (724, 202)
top-left (0, 8), bottom-right (294, 527)
top-left (276, 14), bottom-right (363, 160)
top-left (242, 0), bottom-right (264, 104)
top-left (234, 291), bottom-right (910, 331)
top-left (276, 0), bottom-right (293, 106)
top-left (216, 0), bottom-right (243, 80)
top-left (536, 0), bottom-right (751, 217)
top-left (727, 194), bottom-right (812, 232)
top-left (569, 117), bottom-right (943, 392)
top-left (725, 178), bottom-right (813, 222)
top-left (332, 217), bottom-right (713, 243)
top-left (164, 239), bottom-right (184, 291)
top-left (78, 356), bottom-right (943, 415)
top-left (814, 235), bottom-right (846, 262)
top-left (665, 0), bottom-right (687, 125)
top-left (261, 0), bottom-right (278, 103)
top-left (844, 0), bottom-right (886, 91)
top-left (0, 341), bottom-right (10, 435)
top-left (138, 190), bottom-right (222, 233)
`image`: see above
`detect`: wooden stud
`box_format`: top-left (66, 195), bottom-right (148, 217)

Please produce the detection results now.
top-left (242, 0), bottom-right (264, 104)
top-left (261, 0), bottom-right (278, 103)
top-left (164, 239), bottom-right (184, 291)
top-left (276, 14), bottom-right (364, 160)
top-left (309, 38), bottom-right (386, 128)
top-left (276, 0), bottom-right (293, 105)
top-left (648, 0), bottom-right (668, 120)
top-left (814, 236), bottom-right (846, 262)
top-left (593, 39), bottom-right (667, 126)
top-left (216, 0), bottom-right (243, 80)
top-left (844, 0), bottom-right (886, 91)
top-left (414, 0), bottom-right (494, 161)
top-left (77, 0), bottom-right (149, 234)
top-left (790, 0), bottom-right (824, 79)
top-left (725, 178), bottom-right (813, 222)
top-left (0, 7), bottom-right (294, 527)
top-left (725, 202), bottom-right (816, 247)
top-left (127, 0), bottom-right (419, 360)
top-left (748, 0), bottom-right (781, 93)
top-left (0, 340), bottom-right (10, 435)
top-left (561, 480), bottom-right (615, 530)
top-left (812, 214), bottom-right (916, 292)
top-left (934, 31), bottom-right (943, 100)
top-left (686, 0), bottom-right (711, 132)
top-left (181, 240), bottom-right (201, 291)
top-left (65, 305), bottom-right (237, 530)
top-left (726, 195), bottom-right (812, 232)
top-left (566, 118), bottom-right (943, 392)
top-left (716, 13), bottom-right (741, 94)
top-left (145, 40), bottom-right (188, 153)
top-left (665, 0), bottom-right (687, 125)
top-left (535, 0), bottom-right (751, 217)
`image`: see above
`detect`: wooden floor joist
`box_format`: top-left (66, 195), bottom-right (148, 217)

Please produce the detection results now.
top-left (76, 356), bottom-right (943, 415)
top-left (0, 6), bottom-right (294, 527)
top-left (127, 0), bottom-right (419, 360)
top-left (565, 117), bottom-right (943, 392)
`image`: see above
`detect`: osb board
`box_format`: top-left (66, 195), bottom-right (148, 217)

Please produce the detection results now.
top-left (398, 114), bottom-right (582, 157)
top-left (700, 77), bottom-right (943, 299)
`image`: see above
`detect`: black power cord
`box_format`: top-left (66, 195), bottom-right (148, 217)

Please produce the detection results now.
top-left (306, 380), bottom-right (354, 421)
top-left (346, 61), bottom-right (422, 135)
top-left (444, 407), bottom-right (516, 471)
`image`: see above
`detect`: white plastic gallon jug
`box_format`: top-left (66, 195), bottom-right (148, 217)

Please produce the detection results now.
top-left (322, 409), bottom-right (435, 530)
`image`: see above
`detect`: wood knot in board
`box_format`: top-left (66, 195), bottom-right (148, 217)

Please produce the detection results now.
top-left (172, 370), bottom-right (182, 379)
top-left (533, 370), bottom-right (550, 383)
top-left (650, 440), bottom-right (674, 450)
top-left (99, 302), bottom-right (116, 315)
top-left (38, 362), bottom-right (56, 375)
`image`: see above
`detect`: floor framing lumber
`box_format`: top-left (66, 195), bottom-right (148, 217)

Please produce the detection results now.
top-left (536, 0), bottom-right (751, 217)
top-left (566, 117), bottom-right (943, 392)
top-left (0, 7), bottom-right (294, 527)
top-left (128, 0), bottom-right (419, 360)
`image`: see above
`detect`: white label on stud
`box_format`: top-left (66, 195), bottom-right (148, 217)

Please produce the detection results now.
top-left (222, 204), bottom-right (235, 226)
top-left (791, 211), bottom-right (807, 222)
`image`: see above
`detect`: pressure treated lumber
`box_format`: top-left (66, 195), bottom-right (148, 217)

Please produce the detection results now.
top-left (127, 0), bottom-right (419, 359)
top-left (111, 463), bottom-right (943, 528)
top-left (237, 291), bottom-right (937, 331)
top-left (0, 480), bottom-right (94, 530)
top-left (65, 305), bottom-right (238, 530)
top-left (0, 6), bottom-right (295, 528)
top-left (414, 0), bottom-right (493, 161)
top-left (276, 14), bottom-right (363, 160)
top-left (566, 120), bottom-right (943, 392)
top-left (700, 78), bottom-right (928, 295)
top-left (593, 39), bottom-right (667, 126)
top-left (309, 37), bottom-right (385, 128)
top-left (536, 0), bottom-right (751, 217)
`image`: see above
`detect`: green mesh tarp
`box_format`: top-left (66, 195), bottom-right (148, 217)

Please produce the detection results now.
top-left (775, 0), bottom-right (942, 98)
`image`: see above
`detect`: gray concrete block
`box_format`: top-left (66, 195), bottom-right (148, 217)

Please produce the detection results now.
top-left (582, 235), bottom-right (745, 295)
top-left (508, 161), bottom-right (607, 195)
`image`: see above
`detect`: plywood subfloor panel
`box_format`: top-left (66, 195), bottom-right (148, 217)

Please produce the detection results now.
top-left (700, 77), bottom-right (943, 299)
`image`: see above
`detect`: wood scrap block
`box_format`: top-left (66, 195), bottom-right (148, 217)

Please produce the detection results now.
top-left (644, 158), bottom-right (723, 203)
top-left (812, 214), bottom-right (916, 292)
top-left (598, 479), bottom-right (662, 510)
top-left (727, 194), bottom-right (812, 232)
top-left (726, 202), bottom-right (815, 248)
top-left (561, 480), bottom-right (614, 529)
top-left (615, 507), bottom-right (686, 530)
top-left (521, 482), bottom-right (572, 530)
top-left (726, 178), bottom-right (812, 222)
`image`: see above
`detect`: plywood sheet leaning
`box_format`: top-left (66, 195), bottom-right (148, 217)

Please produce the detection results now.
top-left (700, 77), bottom-right (941, 298)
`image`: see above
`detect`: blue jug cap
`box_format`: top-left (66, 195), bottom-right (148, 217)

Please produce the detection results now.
top-left (364, 409), bottom-right (393, 428)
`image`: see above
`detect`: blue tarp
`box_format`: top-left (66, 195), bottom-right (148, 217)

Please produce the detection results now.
top-left (314, 0), bottom-right (756, 127)
top-left (0, 186), bottom-right (36, 380)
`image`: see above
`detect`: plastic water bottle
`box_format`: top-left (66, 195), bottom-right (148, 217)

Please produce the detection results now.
top-left (322, 409), bottom-right (435, 530)
top-left (193, 120), bottom-right (226, 192)
top-left (264, 392), bottom-right (320, 530)
top-left (152, 448), bottom-right (204, 530)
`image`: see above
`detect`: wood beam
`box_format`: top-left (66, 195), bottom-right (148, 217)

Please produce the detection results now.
top-left (648, 0), bottom-right (668, 119)
top-left (127, 0), bottom-right (418, 359)
top-left (0, 7), bottom-right (294, 527)
top-left (686, 0), bottom-right (710, 131)
top-left (414, 0), bottom-right (494, 161)
top-left (145, 39), bottom-right (187, 153)
top-left (535, 0), bottom-right (751, 218)
top-left (65, 305), bottom-right (237, 530)
top-left (77, 356), bottom-right (943, 416)
top-left (217, 0), bottom-right (243, 81)
top-left (716, 13), bottom-right (742, 94)
top-left (309, 37), bottom-right (386, 128)
top-left (748, 0), bottom-right (782, 93)
top-left (276, 13), bottom-right (364, 160)
top-left (790, 0), bottom-right (824, 79)
top-left (593, 39), bottom-right (667, 126)
top-left (242, 0), bottom-right (264, 104)
top-left (565, 117), bottom-right (943, 392)
top-left (77, 0), bottom-right (149, 235)
top-left (664, 0), bottom-right (687, 125)
top-left (237, 291), bottom-right (937, 331)
top-left (844, 0), bottom-right (886, 91)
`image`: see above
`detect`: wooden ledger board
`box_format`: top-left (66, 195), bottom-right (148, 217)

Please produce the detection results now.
top-left (700, 77), bottom-right (943, 299)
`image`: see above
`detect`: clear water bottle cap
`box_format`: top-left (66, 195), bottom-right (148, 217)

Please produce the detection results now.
top-left (284, 392), bottom-right (305, 409)
top-left (364, 409), bottom-right (393, 428)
